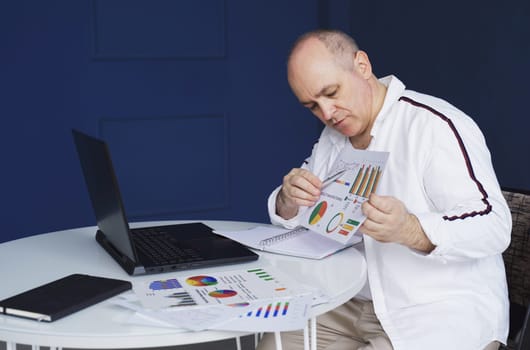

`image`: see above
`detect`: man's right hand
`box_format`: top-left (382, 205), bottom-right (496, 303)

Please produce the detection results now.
top-left (275, 168), bottom-right (322, 220)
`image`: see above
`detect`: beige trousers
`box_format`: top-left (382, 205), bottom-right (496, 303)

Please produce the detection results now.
top-left (256, 298), bottom-right (500, 350)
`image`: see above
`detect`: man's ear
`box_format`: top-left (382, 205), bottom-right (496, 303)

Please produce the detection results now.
top-left (354, 50), bottom-right (372, 79)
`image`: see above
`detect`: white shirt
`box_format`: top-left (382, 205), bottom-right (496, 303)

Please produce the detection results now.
top-left (268, 76), bottom-right (511, 349)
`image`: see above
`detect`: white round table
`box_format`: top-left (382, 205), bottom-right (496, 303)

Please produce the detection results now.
top-left (0, 220), bottom-right (366, 349)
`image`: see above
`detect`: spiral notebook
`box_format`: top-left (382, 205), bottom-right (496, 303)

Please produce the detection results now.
top-left (214, 226), bottom-right (361, 259)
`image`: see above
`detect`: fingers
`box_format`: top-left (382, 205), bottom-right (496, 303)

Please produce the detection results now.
top-left (364, 193), bottom-right (393, 214)
top-left (281, 168), bottom-right (322, 207)
top-left (286, 169), bottom-right (321, 194)
top-left (360, 202), bottom-right (388, 241)
top-left (361, 197), bottom-right (385, 224)
top-left (360, 194), bottom-right (408, 243)
top-left (359, 222), bottom-right (389, 242)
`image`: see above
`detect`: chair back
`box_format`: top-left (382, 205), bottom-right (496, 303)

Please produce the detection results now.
top-left (501, 188), bottom-right (530, 350)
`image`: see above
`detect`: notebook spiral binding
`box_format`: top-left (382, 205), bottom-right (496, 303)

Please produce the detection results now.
top-left (258, 227), bottom-right (308, 247)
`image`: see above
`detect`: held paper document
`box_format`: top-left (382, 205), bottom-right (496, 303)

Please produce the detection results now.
top-left (215, 148), bottom-right (389, 259)
top-left (300, 148), bottom-right (389, 245)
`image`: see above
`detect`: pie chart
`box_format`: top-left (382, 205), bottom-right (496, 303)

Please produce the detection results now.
top-left (208, 289), bottom-right (237, 298)
top-left (309, 201), bottom-right (327, 225)
top-left (185, 275), bottom-right (218, 287)
top-left (326, 212), bottom-right (344, 233)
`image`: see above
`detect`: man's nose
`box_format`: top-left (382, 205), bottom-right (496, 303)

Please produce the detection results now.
top-left (321, 102), bottom-right (336, 121)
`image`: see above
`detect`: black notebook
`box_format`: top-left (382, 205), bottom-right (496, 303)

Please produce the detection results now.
top-left (0, 274), bottom-right (132, 322)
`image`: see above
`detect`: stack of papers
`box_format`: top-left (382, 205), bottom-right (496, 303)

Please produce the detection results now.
top-left (113, 266), bottom-right (327, 332)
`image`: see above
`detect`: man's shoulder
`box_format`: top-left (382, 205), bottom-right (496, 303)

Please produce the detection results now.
top-left (400, 89), bottom-right (453, 110)
top-left (398, 89), bottom-right (470, 122)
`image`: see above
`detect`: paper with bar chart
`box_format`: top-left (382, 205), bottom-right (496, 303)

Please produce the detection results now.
top-left (114, 290), bottom-right (313, 332)
top-left (134, 267), bottom-right (306, 310)
top-left (301, 148), bottom-right (389, 245)
top-left (114, 266), bottom-right (314, 331)
top-left (213, 292), bottom-right (313, 332)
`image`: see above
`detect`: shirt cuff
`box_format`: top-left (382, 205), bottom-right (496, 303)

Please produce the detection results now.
top-left (267, 186), bottom-right (301, 229)
top-left (413, 211), bottom-right (450, 261)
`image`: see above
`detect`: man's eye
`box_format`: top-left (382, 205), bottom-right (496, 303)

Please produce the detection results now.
top-left (326, 90), bottom-right (337, 97)
top-left (309, 103), bottom-right (318, 111)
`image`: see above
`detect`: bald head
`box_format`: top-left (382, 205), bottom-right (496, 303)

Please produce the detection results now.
top-left (285, 30), bottom-right (386, 144)
top-left (288, 30), bottom-right (359, 72)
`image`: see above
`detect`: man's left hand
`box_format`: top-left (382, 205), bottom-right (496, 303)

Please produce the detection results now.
top-left (360, 194), bottom-right (435, 253)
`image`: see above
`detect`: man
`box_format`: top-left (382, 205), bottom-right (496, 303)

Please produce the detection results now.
top-left (258, 30), bottom-right (511, 350)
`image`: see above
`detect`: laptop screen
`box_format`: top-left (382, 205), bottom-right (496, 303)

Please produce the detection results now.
top-left (72, 130), bottom-right (137, 263)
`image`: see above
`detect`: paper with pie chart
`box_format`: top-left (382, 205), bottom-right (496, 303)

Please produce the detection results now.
top-left (301, 148), bottom-right (389, 245)
top-left (134, 266), bottom-right (306, 309)
top-left (118, 266), bottom-right (314, 332)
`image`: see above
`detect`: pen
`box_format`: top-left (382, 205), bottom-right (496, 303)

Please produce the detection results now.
top-left (322, 169), bottom-right (347, 188)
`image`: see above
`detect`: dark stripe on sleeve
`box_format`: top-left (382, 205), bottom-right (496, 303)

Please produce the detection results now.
top-left (399, 96), bottom-right (492, 221)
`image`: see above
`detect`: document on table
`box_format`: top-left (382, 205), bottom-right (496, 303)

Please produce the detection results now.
top-left (115, 292), bottom-right (314, 332)
top-left (113, 265), bottom-right (319, 332)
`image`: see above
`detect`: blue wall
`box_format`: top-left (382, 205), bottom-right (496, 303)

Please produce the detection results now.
top-left (1, 0), bottom-right (529, 242)
top-left (345, 0), bottom-right (530, 192)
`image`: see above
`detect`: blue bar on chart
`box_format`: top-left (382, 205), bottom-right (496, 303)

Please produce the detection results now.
top-left (245, 301), bottom-right (290, 318)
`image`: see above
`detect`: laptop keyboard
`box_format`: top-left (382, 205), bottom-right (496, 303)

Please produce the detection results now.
top-left (132, 227), bottom-right (202, 265)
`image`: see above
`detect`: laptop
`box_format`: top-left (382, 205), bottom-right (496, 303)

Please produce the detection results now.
top-left (72, 129), bottom-right (258, 276)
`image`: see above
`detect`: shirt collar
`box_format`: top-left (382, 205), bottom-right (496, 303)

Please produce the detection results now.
top-left (370, 75), bottom-right (406, 137)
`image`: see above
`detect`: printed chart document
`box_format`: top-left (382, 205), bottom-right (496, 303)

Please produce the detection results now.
top-left (215, 148), bottom-right (389, 258)
top-left (300, 148), bottom-right (389, 245)
top-left (133, 266), bottom-right (305, 309)
top-left (113, 266), bottom-right (315, 332)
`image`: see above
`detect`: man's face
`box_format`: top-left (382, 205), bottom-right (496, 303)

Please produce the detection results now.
top-left (287, 39), bottom-right (375, 138)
